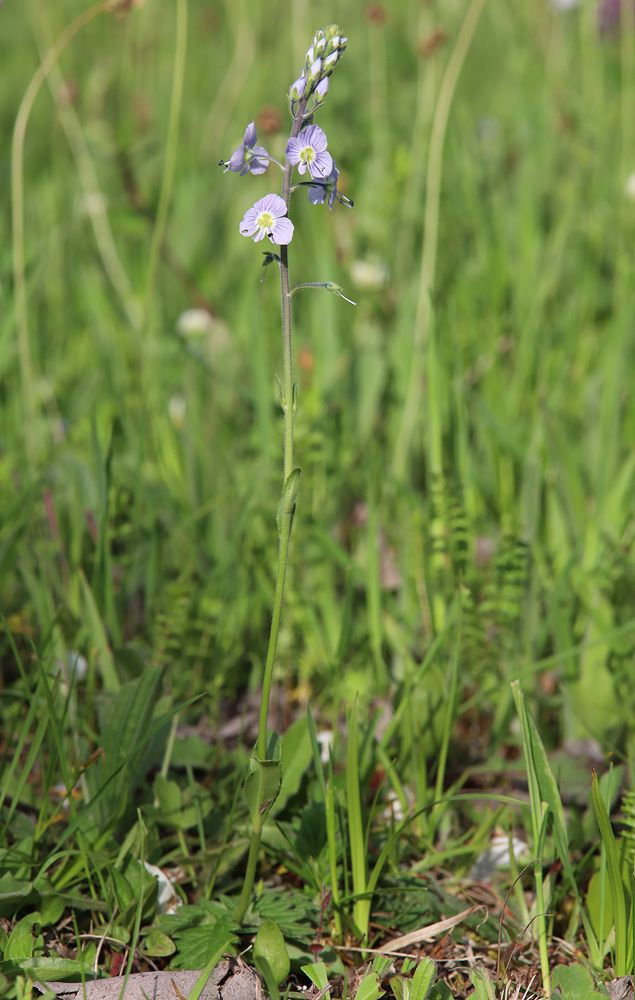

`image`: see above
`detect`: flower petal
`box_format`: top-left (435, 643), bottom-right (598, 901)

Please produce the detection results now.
top-left (226, 145), bottom-right (246, 172)
top-left (255, 193), bottom-right (287, 218)
top-left (269, 217), bottom-right (294, 245)
top-left (308, 183), bottom-right (326, 205)
top-left (302, 124), bottom-right (328, 153)
top-left (285, 137), bottom-right (301, 165)
top-left (243, 121), bottom-right (258, 148)
top-left (309, 150), bottom-right (333, 179)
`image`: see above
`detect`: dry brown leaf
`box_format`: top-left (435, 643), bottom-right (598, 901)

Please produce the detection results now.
top-left (377, 904), bottom-right (486, 954)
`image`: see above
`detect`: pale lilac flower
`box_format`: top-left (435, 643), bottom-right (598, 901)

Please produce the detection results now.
top-left (286, 124), bottom-right (333, 179)
top-left (308, 162), bottom-right (340, 209)
top-left (239, 193), bottom-right (294, 245)
top-left (220, 121), bottom-right (269, 176)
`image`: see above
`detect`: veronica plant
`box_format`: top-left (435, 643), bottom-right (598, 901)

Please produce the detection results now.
top-left (219, 26), bottom-right (354, 925)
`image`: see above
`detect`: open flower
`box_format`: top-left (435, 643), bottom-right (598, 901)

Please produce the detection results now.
top-left (308, 162), bottom-right (340, 209)
top-left (286, 124), bottom-right (333, 179)
top-left (239, 194), bottom-right (294, 244)
top-left (220, 121), bottom-right (269, 176)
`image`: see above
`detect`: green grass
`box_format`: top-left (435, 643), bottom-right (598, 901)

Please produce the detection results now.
top-left (1, 0), bottom-right (635, 997)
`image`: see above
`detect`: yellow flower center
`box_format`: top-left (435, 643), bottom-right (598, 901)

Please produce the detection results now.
top-left (257, 211), bottom-right (274, 231)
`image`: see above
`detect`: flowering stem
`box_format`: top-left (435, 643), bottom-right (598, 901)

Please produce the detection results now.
top-left (233, 97), bottom-right (309, 927)
top-left (256, 94), bottom-right (307, 761)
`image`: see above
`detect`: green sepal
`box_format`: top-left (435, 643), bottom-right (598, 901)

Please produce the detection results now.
top-left (244, 731), bottom-right (282, 827)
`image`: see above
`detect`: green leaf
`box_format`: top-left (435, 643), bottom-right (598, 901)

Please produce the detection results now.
top-left (591, 770), bottom-right (628, 975)
top-left (281, 469), bottom-right (302, 515)
top-left (301, 961), bottom-right (329, 993)
top-left (110, 867), bottom-right (133, 911)
top-left (170, 917), bottom-right (237, 970)
top-left (347, 698), bottom-right (370, 942)
top-left (551, 965), bottom-right (595, 1000)
top-left (141, 929), bottom-right (176, 957)
top-left (4, 912), bottom-right (41, 960)
top-left (389, 977), bottom-right (409, 1000)
top-left (469, 967), bottom-right (496, 1000)
top-left (5, 957), bottom-right (97, 982)
top-left (0, 874), bottom-right (35, 906)
top-left (410, 958), bottom-right (437, 1000)
top-left (39, 895), bottom-right (65, 927)
top-left (90, 662), bottom-right (166, 824)
top-left (253, 919), bottom-right (290, 987)
top-left (272, 716), bottom-right (313, 816)
top-left (244, 735), bottom-right (282, 828)
top-left (354, 971), bottom-right (385, 1000)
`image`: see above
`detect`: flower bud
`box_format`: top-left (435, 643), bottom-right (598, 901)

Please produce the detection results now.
top-left (315, 77), bottom-right (329, 99)
top-left (306, 57), bottom-right (322, 86)
top-left (315, 34), bottom-right (327, 55)
top-left (289, 74), bottom-right (306, 101)
top-left (323, 24), bottom-right (343, 41)
top-left (325, 281), bottom-right (356, 305)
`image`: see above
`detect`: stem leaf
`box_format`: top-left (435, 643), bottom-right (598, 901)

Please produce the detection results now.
top-left (244, 733), bottom-right (282, 827)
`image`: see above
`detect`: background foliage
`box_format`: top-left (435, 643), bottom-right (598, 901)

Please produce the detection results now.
top-left (1, 0), bottom-right (635, 992)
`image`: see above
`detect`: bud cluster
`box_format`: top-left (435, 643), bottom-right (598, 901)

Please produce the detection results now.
top-left (288, 24), bottom-right (348, 116)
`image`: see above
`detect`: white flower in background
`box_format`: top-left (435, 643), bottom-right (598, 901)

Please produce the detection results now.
top-left (168, 393), bottom-right (186, 430)
top-left (176, 308), bottom-right (214, 336)
top-left (625, 170), bottom-right (635, 202)
top-left (66, 651), bottom-right (88, 681)
top-left (350, 255), bottom-right (389, 290)
top-left (143, 862), bottom-right (183, 915)
top-left (549, 0), bottom-right (581, 9)
top-left (76, 191), bottom-right (109, 217)
top-left (469, 829), bottom-right (528, 881)
top-left (316, 730), bottom-right (334, 764)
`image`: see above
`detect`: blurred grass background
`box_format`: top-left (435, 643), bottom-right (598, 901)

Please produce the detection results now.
top-left (2, 0), bottom-right (634, 758)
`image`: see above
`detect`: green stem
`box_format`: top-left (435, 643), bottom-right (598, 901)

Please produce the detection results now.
top-left (256, 509), bottom-right (293, 763)
top-left (234, 97), bottom-right (309, 924)
top-left (255, 97), bottom-right (307, 762)
top-left (232, 823), bottom-right (263, 925)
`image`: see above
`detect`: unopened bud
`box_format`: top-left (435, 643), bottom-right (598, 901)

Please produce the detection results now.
top-left (323, 24), bottom-right (343, 41)
top-left (289, 74), bottom-right (306, 101)
top-left (315, 77), bottom-right (329, 99)
top-left (324, 51), bottom-right (338, 71)
top-left (325, 281), bottom-right (356, 305)
top-left (306, 57), bottom-right (322, 85)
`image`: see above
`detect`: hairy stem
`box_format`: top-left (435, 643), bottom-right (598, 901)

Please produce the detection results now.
top-left (234, 97), bottom-right (309, 925)
top-left (256, 95), bottom-right (307, 762)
